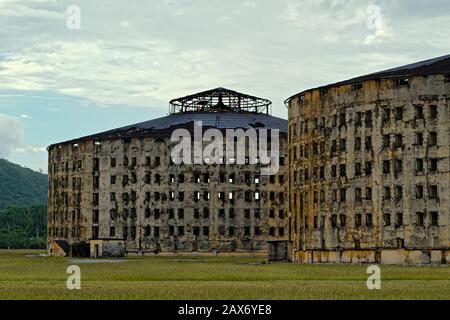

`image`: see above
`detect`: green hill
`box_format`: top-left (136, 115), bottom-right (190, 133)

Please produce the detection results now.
top-left (0, 159), bottom-right (48, 210)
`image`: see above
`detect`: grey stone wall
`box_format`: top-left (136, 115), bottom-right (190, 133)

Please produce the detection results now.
top-left (288, 74), bottom-right (450, 264)
top-left (48, 133), bottom-right (288, 256)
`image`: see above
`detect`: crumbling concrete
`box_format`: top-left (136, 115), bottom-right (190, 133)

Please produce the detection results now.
top-left (47, 91), bottom-right (289, 258)
top-left (287, 73), bottom-right (450, 265)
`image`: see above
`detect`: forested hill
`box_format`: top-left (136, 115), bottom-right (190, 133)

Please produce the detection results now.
top-left (0, 159), bottom-right (48, 210)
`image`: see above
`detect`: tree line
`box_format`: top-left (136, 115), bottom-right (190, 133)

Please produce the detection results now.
top-left (0, 205), bottom-right (47, 249)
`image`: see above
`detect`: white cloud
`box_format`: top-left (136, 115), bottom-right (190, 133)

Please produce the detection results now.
top-left (0, 0), bottom-right (61, 18)
top-left (0, 113), bottom-right (23, 159)
top-left (0, 0), bottom-right (448, 114)
top-left (14, 146), bottom-right (46, 153)
top-left (0, 39), bottom-right (248, 108)
top-left (0, 113), bottom-right (45, 162)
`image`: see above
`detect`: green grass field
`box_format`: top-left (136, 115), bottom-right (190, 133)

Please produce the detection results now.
top-left (0, 250), bottom-right (448, 300)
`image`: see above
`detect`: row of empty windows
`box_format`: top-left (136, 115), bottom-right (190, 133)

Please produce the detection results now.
top-left (292, 132), bottom-right (439, 161)
top-left (49, 226), bottom-right (81, 239)
top-left (295, 184), bottom-right (440, 205)
top-left (109, 172), bottom-right (284, 186)
top-left (109, 156), bottom-right (287, 169)
top-left (105, 190), bottom-right (272, 204)
top-left (293, 158), bottom-right (439, 183)
top-left (106, 225), bottom-right (270, 239)
top-left (105, 207), bottom-right (283, 221)
top-left (306, 211), bottom-right (439, 229)
top-left (291, 104), bottom-right (440, 137)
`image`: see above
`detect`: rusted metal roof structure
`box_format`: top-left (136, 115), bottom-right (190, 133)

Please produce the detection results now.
top-left (49, 88), bottom-right (286, 149)
top-left (286, 54), bottom-right (450, 104)
top-left (170, 87), bottom-right (272, 115)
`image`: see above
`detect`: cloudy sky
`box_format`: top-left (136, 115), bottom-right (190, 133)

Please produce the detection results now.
top-left (0, 0), bottom-right (449, 172)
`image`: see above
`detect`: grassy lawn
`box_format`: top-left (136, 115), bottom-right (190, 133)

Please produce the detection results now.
top-left (0, 250), bottom-right (448, 300)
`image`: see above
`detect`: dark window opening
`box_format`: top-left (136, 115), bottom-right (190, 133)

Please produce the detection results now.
top-left (395, 186), bottom-right (403, 200)
top-left (178, 209), bottom-right (185, 220)
top-left (193, 227), bottom-right (200, 237)
top-left (416, 185), bottom-right (424, 199)
top-left (394, 160), bottom-right (403, 174)
top-left (394, 134), bottom-right (403, 148)
top-left (396, 213), bottom-right (403, 228)
top-left (429, 105), bottom-right (438, 120)
top-left (430, 185), bottom-right (438, 200)
top-left (416, 159), bottom-right (424, 174)
top-left (382, 135), bottom-right (390, 148)
top-left (394, 78), bottom-right (409, 87)
top-left (430, 159), bottom-right (438, 173)
top-left (415, 105), bottom-right (424, 119)
top-left (429, 132), bottom-right (438, 146)
top-left (383, 160), bottom-right (390, 175)
top-left (331, 215), bottom-right (338, 228)
top-left (355, 137), bottom-right (362, 151)
top-left (352, 83), bottom-right (363, 91)
top-left (340, 188), bottom-right (347, 202)
top-left (431, 212), bottom-right (439, 227)
top-left (365, 136), bottom-right (372, 150)
top-left (416, 212), bottom-right (424, 226)
top-left (415, 132), bottom-right (424, 146)
top-left (384, 213), bottom-right (391, 227)
top-left (365, 112), bottom-right (373, 128)
top-left (366, 214), bottom-right (373, 228)
top-left (395, 107), bottom-right (403, 121)
top-left (93, 158), bottom-right (100, 171)
top-left (340, 164), bottom-right (347, 177)
top-left (365, 162), bottom-right (373, 176)
top-left (382, 108), bottom-right (390, 123)
top-left (144, 226), bottom-right (151, 237)
top-left (383, 187), bottom-right (391, 201)
top-left (340, 215), bottom-right (346, 227)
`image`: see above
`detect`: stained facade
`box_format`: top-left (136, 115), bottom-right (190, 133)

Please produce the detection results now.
top-left (286, 55), bottom-right (450, 265)
top-left (47, 88), bottom-right (288, 257)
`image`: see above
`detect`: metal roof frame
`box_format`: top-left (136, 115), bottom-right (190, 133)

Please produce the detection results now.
top-left (170, 87), bottom-right (272, 115)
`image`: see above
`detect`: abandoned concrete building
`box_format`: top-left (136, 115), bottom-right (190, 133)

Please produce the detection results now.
top-left (286, 55), bottom-right (450, 265)
top-left (47, 88), bottom-right (288, 257)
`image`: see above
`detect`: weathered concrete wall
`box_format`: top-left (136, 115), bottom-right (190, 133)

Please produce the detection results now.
top-left (48, 131), bottom-right (288, 257)
top-left (89, 240), bottom-right (125, 258)
top-left (288, 74), bottom-right (450, 265)
top-left (268, 241), bottom-right (288, 261)
top-left (293, 249), bottom-right (449, 265)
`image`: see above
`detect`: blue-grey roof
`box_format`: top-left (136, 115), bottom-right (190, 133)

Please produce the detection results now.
top-left (50, 111), bottom-right (288, 147)
top-left (116, 112), bottom-right (287, 132)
